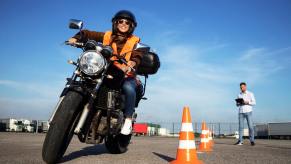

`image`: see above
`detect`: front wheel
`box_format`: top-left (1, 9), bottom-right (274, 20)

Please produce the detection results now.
top-left (42, 91), bottom-right (84, 164)
top-left (105, 134), bottom-right (132, 154)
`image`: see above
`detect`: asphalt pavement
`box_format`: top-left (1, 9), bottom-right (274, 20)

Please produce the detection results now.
top-left (0, 132), bottom-right (291, 164)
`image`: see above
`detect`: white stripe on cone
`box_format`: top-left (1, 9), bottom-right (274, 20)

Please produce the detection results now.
top-left (201, 138), bottom-right (209, 143)
top-left (181, 123), bottom-right (193, 132)
top-left (202, 130), bottom-right (209, 135)
top-left (178, 140), bottom-right (196, 149)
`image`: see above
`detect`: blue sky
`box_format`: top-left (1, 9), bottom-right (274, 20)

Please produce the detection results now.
top-left (0, 0), bottom-right (291, 123)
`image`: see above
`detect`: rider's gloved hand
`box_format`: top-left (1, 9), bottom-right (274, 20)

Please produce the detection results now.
top-left (121, 61), bottom-right (136, 74)
top-left (121, 66), bottom-right (132, 73)
top-left (127, 61), bottom-right (136, 68)
top-left (68, 38), bottom-right (78, 44)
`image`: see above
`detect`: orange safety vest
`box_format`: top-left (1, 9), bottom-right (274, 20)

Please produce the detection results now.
top-left (103, 31), bottom-right (140, 76)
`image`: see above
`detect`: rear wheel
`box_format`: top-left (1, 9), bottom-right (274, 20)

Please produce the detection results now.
top-left (105, 134), bottom-right (132, 154)
top-left (42, 91), bottom-right (84, 164)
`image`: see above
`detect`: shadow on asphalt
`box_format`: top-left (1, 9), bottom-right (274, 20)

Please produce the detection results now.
top-left (214, 142), bottom-right (233, 145)
top-left (213, 142), bottom-right (237, 146)
top-left (60, 144), bottom-right (109, 163)
top-left (152, 152), bottom-right (175, 162)
top-left (262, 145), bottom-right (291, 150)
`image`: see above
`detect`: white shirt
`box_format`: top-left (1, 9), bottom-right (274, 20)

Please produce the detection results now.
top-left (237, 90), bottom-right (256, 113)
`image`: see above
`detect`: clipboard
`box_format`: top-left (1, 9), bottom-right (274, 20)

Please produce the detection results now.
top-left (235, 98), bottom-right (244, 105)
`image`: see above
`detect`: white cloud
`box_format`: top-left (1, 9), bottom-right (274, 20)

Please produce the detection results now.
top-left (136, 41), bottom-right (291, 123)
top-left (0, 80), bottom-right (63, 99)
top-left (58, 46), bottom-right (80, 58)
top-left (236, 46), bottom-right (291, 83)
top-left (239, 48), bottom-right (265, 61)
top-left (137, 43), bottom-right (236, 122)
top-left (1, 39), bottom-right (291, 123)
top-left (0, 97), bottom-right (55, 120)
top-left (0, 80), bottom-right (64, 120)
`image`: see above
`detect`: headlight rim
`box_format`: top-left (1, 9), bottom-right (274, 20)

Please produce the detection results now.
top-left (79, 50), bottom-right (106, 76)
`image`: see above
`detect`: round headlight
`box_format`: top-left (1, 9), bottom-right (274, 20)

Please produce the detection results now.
top-left (79, 50), bottom-right (106, 76)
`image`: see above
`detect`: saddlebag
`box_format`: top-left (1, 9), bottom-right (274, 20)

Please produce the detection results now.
top-left (137, 52), bottom-right (160, 75)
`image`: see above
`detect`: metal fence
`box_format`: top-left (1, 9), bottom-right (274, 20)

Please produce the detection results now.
top-left (147, 122), bottom-right (264, 136)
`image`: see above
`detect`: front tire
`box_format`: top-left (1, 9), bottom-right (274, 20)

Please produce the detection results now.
top-left (105, 134), bottom-right (132, 154)
top-left (42, 91), bottom-right (84, 164)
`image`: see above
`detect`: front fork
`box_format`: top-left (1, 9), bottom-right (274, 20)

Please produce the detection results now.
top-left (73, 80), bottom-right (103, 134)
top-left (73, 64), bottom-right (110, 134)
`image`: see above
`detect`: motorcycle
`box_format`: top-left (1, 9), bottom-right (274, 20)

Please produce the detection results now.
top-left (42, 19), bottom-right (160, 164)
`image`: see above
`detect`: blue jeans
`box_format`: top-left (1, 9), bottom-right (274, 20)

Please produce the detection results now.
top-left (122, 78), bottom-right (137, 118)
top-left (239, 112), bottom-right (255, 142)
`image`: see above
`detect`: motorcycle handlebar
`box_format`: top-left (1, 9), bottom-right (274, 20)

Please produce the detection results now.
top-left (64, 41), bottom-right (84, 47)
top-left (64, 41), bottom-right (136, 72)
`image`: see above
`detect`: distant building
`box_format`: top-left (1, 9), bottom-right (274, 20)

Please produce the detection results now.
top-left (40, 121), bottom-right (49, 132)
top-left (255, 122), bottom-right (291, 139)
top-left (0, 118), bottom-right (22, 132)
top-left (255, 124), bottom-right (268, 138)
top-left (243, 128), bottom-right (249, 137)
top-left (32, 120), bottom-right (49, 133)
top-left (158, 128), bottom-right (170, 136)
top-left (133, 123), bottom-right (171, 136)
top-left (133, 123), bottom-right (148, 136)
top-left (147, 123), bottom-right (160, 136)
top-left (20, 119), bottom-right (35, 132)
top-left (0, 118), bottom-right (36, 132)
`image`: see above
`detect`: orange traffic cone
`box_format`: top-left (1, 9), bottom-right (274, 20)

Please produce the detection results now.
top-left (198, 122), bottom-right (212, 152)
top-left (170, 107), bottom-right (203, 164)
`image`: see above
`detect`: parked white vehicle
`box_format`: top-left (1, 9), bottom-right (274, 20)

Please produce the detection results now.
top-left (0, 118), bottom-right (22, 131)
top-left (234, 131), bottom-right (239, 139)
top-left (158, 128), bottom-right (170, 136)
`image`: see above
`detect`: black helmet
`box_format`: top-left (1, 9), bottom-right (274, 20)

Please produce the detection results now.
top-left (112, 10), bottom-right (137, 27)
top-left (112, 10), bottom-right (137, 35)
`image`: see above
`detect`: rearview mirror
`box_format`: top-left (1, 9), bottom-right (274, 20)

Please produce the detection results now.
top-left (69, 19), bottom-right (83, 30)
top-left (134, 43), bottom-right (150, 54)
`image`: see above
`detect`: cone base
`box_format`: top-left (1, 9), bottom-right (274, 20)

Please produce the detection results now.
top-left (197, 149), bottom-right (212, 152)
top-left (198, 144), bottom-right (213, 152)
top-left (170, 159), bottom-right (203, 164)
top-left (171, 149), bottom-right (203, 164)
top-left (197, 150), bottom-right (212, 153)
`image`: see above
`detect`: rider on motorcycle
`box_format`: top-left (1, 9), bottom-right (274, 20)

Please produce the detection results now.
top-left (68, 10), bottom-right (142, 135)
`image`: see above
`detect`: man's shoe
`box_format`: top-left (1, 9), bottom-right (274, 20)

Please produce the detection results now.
top-left (120, 118), bottom-right (132, 135)
top-left (251, 142), bottom-right (255, 146)
top-left (234, 141), bottom-right (243, 145)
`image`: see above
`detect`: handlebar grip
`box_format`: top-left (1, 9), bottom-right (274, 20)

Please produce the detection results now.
top-left (64, 41), bottom-right (70, 45)
top-left (120, 58), bottom-right (127, 64)
top-left (75, 42), bottom-right (84, 46)
top-left (64, 41), bottom-right (84, 47)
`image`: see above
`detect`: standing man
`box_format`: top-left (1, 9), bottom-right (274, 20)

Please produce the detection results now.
top-left (235, 82), bottom-right (256, 146)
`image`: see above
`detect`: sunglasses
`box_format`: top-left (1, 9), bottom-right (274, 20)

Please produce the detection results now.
top-left (117, 19), bottom-right (131, 25)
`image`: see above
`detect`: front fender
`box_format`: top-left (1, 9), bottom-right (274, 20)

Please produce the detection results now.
top-left (60, 84), bottom-right (88, 97)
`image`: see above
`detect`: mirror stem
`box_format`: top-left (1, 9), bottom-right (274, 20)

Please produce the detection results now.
top-left (79, 29), bottom-right (83, 39)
